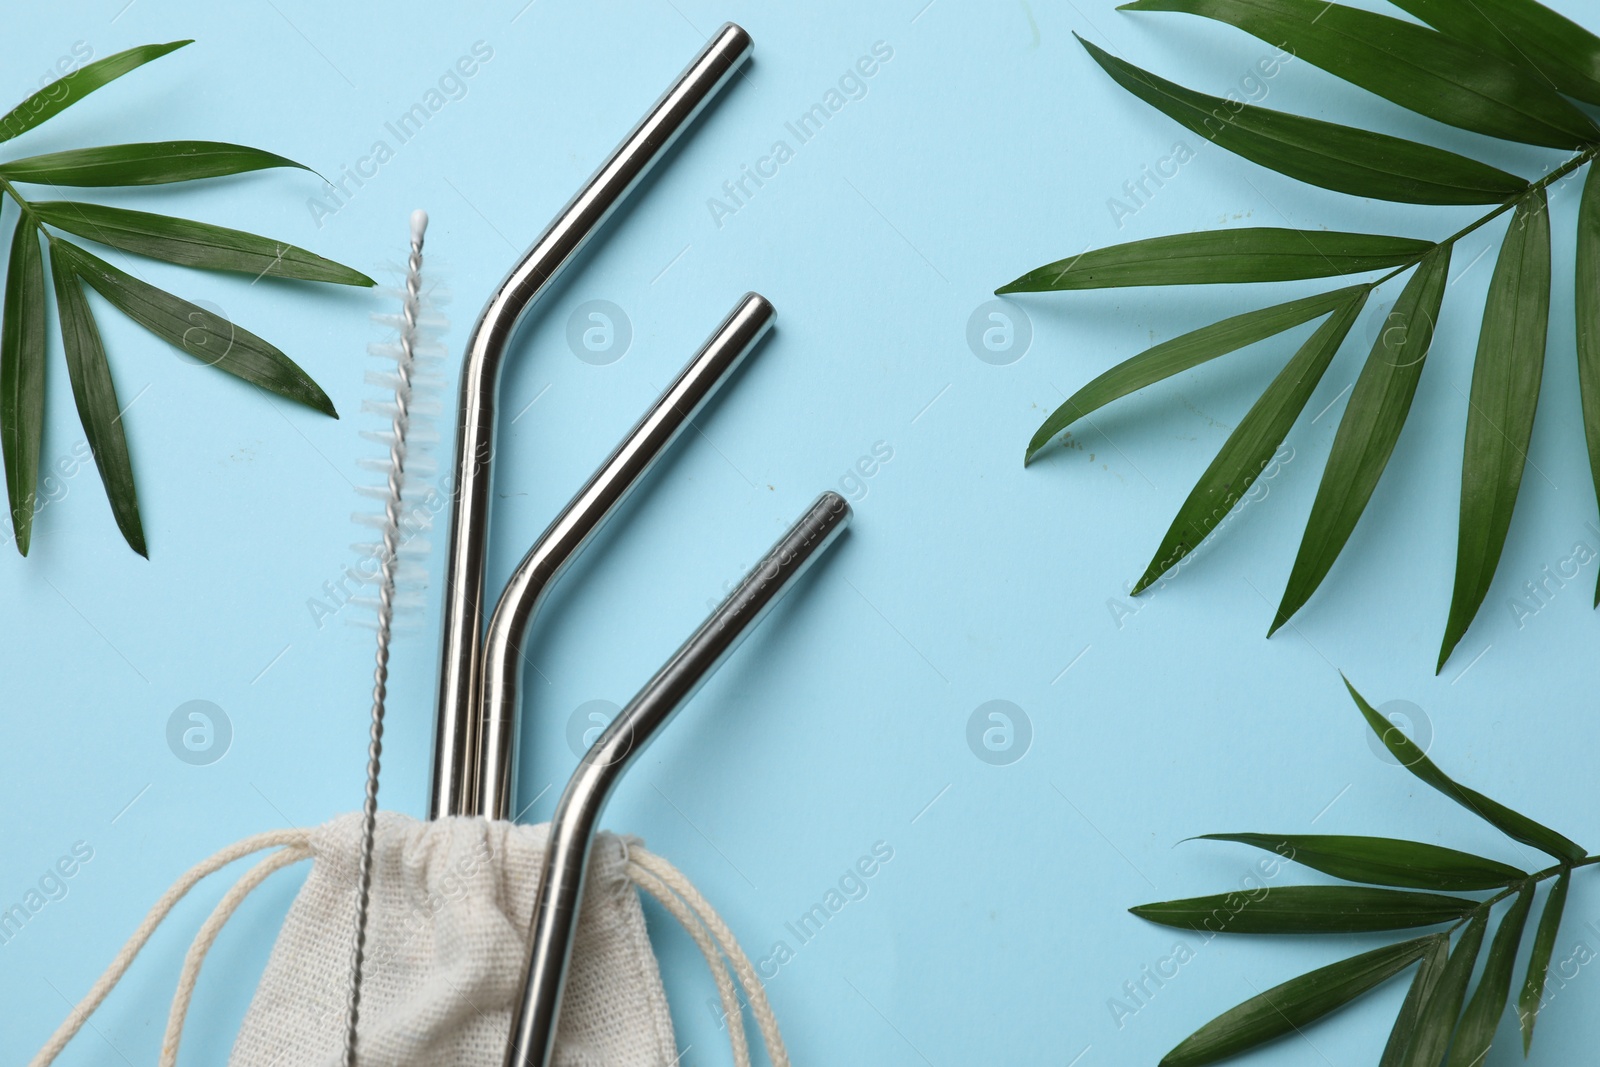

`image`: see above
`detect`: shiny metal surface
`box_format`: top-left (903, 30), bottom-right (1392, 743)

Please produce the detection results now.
top-left (472, 293), bottom-right (776, 821)
top-left (502, 491), bottom-right (851, 1067)
top-left (430, 24), bottom-right (755, 819)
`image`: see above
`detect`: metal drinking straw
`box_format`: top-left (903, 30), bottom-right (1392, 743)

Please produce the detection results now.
top-left (432, 23), bottom-right (755, 819)
top-left (415, 19), bottom-right (843, 1065)
top-left (471, 293), bottom-right (776, 820)
top-left (503, 491), bottom-right (852, 1067)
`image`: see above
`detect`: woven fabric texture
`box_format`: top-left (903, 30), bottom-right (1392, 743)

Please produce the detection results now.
top-left (229, 812), bottom-right (677, 1067)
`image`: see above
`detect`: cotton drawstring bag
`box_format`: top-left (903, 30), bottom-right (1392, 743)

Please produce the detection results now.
top-left (31, 812), bottom-right (786, 1067)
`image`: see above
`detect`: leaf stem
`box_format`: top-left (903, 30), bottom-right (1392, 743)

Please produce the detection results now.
top-left (1369, 146), bottom-right (1600, 292)
top-left (0, 174), bottom-right (42, 228)
top-left (1448, 854), bottom-right (1600, 933)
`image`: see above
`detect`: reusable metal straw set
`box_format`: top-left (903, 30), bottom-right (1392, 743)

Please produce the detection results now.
top-left (32, 23), bottom-right (846, 1067)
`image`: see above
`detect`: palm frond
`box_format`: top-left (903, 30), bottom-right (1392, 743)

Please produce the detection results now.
top-left (1130, 680), bottom-right (1593, 1067)
top-left (1008, 0), bottom-right (1600, 671)
top-left (0, 41), bottom-right (371, 556)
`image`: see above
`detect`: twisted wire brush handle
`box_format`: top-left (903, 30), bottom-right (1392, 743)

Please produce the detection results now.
top-left (343, 209), bottom-right (429, 1067)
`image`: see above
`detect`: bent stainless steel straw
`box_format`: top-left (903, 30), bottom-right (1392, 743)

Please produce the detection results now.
top-left (432, 24), bottom-right (755, 818)
top-left (472, 293), bottom-right (776, 820)
top-left (504, 491), bottom-right (852, 1067)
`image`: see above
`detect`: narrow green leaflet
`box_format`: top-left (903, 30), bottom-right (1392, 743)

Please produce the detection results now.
top-left (1518, 871), bottom-right (1570, 1053)
top-left (1158, 937), bottom-right (1434, 1067)
top-left (1025, 288), bottom-right (1365, 463)
top-left (1380, 935), bottom-right (1450, 1067)
top-left (1272, 249), bottom-right (1451, 632)
top-left (56, 243), bottom-right (336, 417)
top-left (1399, 913), bottom-right (1488, 1067)
top-left (1194, 834), bottom-right (1524, 891)
top-left (1347, 679), bottom-right (1587, 863)
top-left (1576, 166), bottom-right (1600, 609)
top-left (1390, 0), bottom-right (1600, 106)
top-left (32, 202), bottom-right (374, 286)
top-left (1, 223), bottom-right (47, 554)
top-left (997, 230), bottom-right (1428, 292)
top-left (1134, 292), bottom-right (1365, 592)
top-left (1439, 192), bottom-right (1552, 672)
top-left (0, 141), bottom-right (307, 187)
top-left (1078, 37), bottom-right (1530, 206)
top-left (1448, 884), bottom-right (1535, 1067)
top-left (49, 249), bottom-right (145, 556)
top-left (0, 41), bottom-right (192, 145)
top-left (1130, 885), bottom-right (1476, 934)
top-left (1121, 0), bottom-right (1598, 149)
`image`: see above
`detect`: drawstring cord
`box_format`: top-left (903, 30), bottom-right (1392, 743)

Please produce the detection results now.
top-left (627, 847), bottom-right (789, 1067)
top-left (29, 832), bottom-right (786, 1067)
top-left (27, 828), bottom-right (312, 1067)
top-left (629, 860), bottom-right (751, 1066)
top-left (162, 845), bottom-right (314, 1065)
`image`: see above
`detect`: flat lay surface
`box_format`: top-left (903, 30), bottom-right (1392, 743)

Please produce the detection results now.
top-left (3, 1), bottom-right (1599, 1064)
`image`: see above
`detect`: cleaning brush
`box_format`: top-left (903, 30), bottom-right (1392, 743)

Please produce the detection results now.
top-left (343, 209), bottom-right (439, 1066)
top-left (346, 230), bottom-right (449, 630)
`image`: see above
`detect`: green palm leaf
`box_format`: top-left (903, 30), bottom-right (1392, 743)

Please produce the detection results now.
top-left (1121, 0), bottom-right (1598, 148)
top-left (0, 222), bottom-right (46, 554)
top-left (0, 141), bottom-right (307, 187)
top-left (1159, 937), bottom-right (1436, 1067)
top-left (32, 201), bottom-right (374, 286)
top-left (1194, 834), bottom-right (1525, 891)
top-left (1272, 249), bottom-right (1450, 631)
top-left (1348, 679), bottom-right (1586, 863)
top-left (0, 40), bottom-right (364, 553)
top-left (1131, 885), bottom-right (1477, 933)
top-left (1447, 884), bottom-right (1535, 1067)
top-left (1518, 872), bottom-right (1570, 1053)
top-left (49, 247), bottom-right (144, 556)
top-left (1141, 684), bottom-right (1593, 1067)
top-left (1013, 1), bottom-right (1600, 665)
top-left (998, 230), bottom-right (1429, 292)
top-left (1389, 0), bottom-right (1600, 106)
top-left (1026, 288), bottom-right (1365, 463)
top-left (1397, 913), bottom-right (1488, 1067)
top-left (1135, 291), bottom-right (1365, 593)
top-left (1077, 37), bottom-right (1530, 206)
top-left (1577, 166), bottom-right (1600, 609)
top-left (1380, 935), bottom-right (1450, 1067)
top-left (56, 242), bottom-right (336, 417)
top-left (1439, 191), bottom-right (1552, 671)
top-left (0, 41), bottom-right (192, 144)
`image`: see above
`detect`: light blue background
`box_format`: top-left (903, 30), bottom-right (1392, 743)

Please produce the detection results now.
top-left (4, 1), bottom-right (1600, 1064)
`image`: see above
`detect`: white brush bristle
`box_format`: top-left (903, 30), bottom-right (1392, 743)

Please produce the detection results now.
top-left (347, 239), bottom-right (447, 634)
